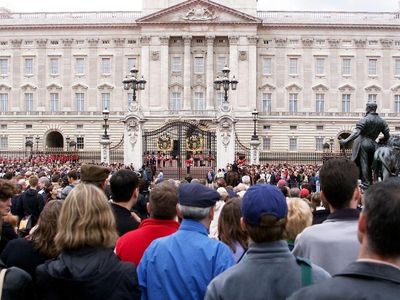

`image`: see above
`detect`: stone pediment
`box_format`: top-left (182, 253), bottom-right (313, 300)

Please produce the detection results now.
top-left (285, 83), bottom-right (302, 92)
top-left (97, 83), bottom-right (114, 90)
top-left (72, 83), bottom-right (88, 90)
top-left (258, 83), bottom-right (276, 90)
top-left (137, 0), bottom-right (261, 25)
top-left (338, 84), bottom-right (355, 92)
top-left (364, 84), bottom-right (381, 92)
top-left (20, 83), bottom-right (37, 90)
top-left (46, 83), bottom-right (62, 90)
top-left (312, 84), bottom-right (329, 92)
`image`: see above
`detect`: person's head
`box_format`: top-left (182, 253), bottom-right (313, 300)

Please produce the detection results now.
top-left (110, 169), bottom-right (139, 203)
top-left (218, 197), bottom-right (248, 253)
top-left (148, 181), bottom-right (178, 220)
top-left (55, 184), bottom-right (118, 251)
top-left (241, 184), bottom-right (288, 243)
top-left (0, 179), bottom-right (16, 216)
top-left (80, 164), bottom-right (110, 189)
top-left (285, 198), bottom-right (313, 242)
top-left (32, 200), bottom-right (63, 258)
top-left (289, 187), bottom-right (300, 197)
top-left (320, 158), bottom-right (359, 209)
top-left (178, 183), bottom-right (220, 222)
top-left (67, 170), bottom-right (78, 183)
top-left (216, 187), bottom-right (229, 201)
top-left (215, 178), bottom-right (226, 188)
top-left (359, 178), bottom-right (400, 259)
top-left (28, 175), bottom-right (39, 188)
top-left (51, 172), bottom-right (60, 184)
top-left (241, 175), bottom-right (251, 185)
top-left (38, 176), bottom-right (50, 189)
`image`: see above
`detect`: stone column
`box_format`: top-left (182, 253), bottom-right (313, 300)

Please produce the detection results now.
top-left (87, 38), bottom-right (99, 111)
top-left (247, 36), bottom-right (258, 110)
top-left (206, 35), bottom-right (215, 109)
top-left (123, 114), bottom-right (145, 170)
top-left (36, 39), bottom-right (47, 109)
top-left (140, 36), bottom-right (151, 112)
top-left (183, 35), bottom-right (192, 110)
top-left (216, 115), bottom-right (237, 170)
top-left (160, 36), bottom-right (170, 110)
top-left (11, 39), bottom-right (22, 109)
top-left (250, 139), bottom-right (261, 165)
top-left (62, 39), bottom-right (73, 110)
top-left (100, 137), bottom-right (111, 164)
top-left (228, 36), bottom-right (239, 107)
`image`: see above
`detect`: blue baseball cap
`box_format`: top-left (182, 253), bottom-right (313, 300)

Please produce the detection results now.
top-left (179, 183), bottom-right (220, 208)
top-left (241, 184), bottom-right (288, 225)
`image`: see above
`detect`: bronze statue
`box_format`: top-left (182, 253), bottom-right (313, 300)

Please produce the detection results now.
top-left (339, 102), bottom-right (390, 189)
top-left (373, 135), bottom-right (400, 181)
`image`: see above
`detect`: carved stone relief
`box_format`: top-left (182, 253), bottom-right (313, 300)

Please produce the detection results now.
top-left (151, 51), bottom-right (160, 61)
top-left (274, 38), bottom-right (287, 48)
top-left (239, 51), bottom-right (248, 61)
top-left (126, 118), bottom-right (139, 148)
top-left (219, 119), bottom-right (232, 149)
top-left (181, 6), bottom-right (218, 21)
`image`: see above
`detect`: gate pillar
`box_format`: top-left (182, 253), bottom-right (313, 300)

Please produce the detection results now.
top-left (122, 114), bottom-right (146, 170)
top-left (215, 115), bottom-right (237, 170)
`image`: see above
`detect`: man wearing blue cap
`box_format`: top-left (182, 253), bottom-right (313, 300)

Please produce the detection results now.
top-left (137, 183), bottom-right (234, 300)
top-left (205, 184), bottom-right (330, 300)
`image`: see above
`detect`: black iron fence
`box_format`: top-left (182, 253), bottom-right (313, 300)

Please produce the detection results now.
top-left (0, 149), bottom-right (124, 164)
top-left (259, 151), bottom-right (351, 165)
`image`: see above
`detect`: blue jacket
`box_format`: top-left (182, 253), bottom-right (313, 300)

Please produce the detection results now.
top-left (138, 219), bottom-right (234, 300)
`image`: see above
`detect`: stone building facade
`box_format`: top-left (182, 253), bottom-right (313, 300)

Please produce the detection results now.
top-left (0, 0), bottom-right (400, 153)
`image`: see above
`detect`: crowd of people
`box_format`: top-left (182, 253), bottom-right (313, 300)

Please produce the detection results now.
top-left (0, 157), bottom-right (398, 299)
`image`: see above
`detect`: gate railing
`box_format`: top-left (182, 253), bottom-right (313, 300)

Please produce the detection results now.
top-left (259, 151), bottom-right (351, 165)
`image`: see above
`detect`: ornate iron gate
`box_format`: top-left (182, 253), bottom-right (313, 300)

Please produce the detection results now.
top-left (143, 121), bottom-right (217, 180)
top-left (235, 134), bottom-right (250, 165)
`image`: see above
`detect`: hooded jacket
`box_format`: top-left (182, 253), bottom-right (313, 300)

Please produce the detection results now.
top-left (36, 247), bottom-right (140, 300)
top-left (15, 188), bottom-right (45, 226)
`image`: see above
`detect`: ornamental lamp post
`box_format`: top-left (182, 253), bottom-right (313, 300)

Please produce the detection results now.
top-left (66, 135), bottom-right (70, 151)
top-left (329, 137), bottom-right (334, 153)
top-left (102, 108), bottom-right (110, 139)
top-left (123, 66), bottom-right (146, 103)
top-left (251, 109), bottom-right (259, 141)
top-left (214, 65), bottom-right (238, 103)
top-left (35, 135), bottom-right (40, 152)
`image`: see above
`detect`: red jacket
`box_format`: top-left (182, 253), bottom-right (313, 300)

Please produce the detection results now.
top-left (115, 218), bottom-right (179, 267)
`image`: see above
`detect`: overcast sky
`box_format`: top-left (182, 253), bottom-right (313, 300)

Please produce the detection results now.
top-left (0, 0), bottom-right (398, 12)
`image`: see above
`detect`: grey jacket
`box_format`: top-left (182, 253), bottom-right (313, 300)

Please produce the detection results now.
top-left (288, 261), bottom-right (400, 300)
top-left (205, 240), bottom-right (330, 300)
top-left (292, 209), bottom-right (360, 275)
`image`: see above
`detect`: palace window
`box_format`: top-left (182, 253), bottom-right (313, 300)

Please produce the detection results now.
top-left (316, 93), bottom-right (325, 113)
top-left (289, 93), bottom-right (298, 113)
top-left (342, 58), bottom-right (351, 75)
top-left (0, 93), bottom-right (8, 112)
top-left (75, 93), bottom-right (85, 112)
top-left (315, 137), bottom-right (324, 151)
top-left (50, 57), bottom-right (60, 75)
top-left (102, 93), bottom-right (110, 110)
top-left (193, 91), bottom-right (205, 110)
top-left (262, 57), bottom-right (272, 75)
top-left (263, 137), bottom-right (271, 151)
top-left (24, 93), bottom-right (33, 112)
top-left (289, 137), bottom-right (298, 151)
top-left (171, 57), bottom-right (182, 72)
top-left (24, 58), bottom-right (34, 75)
top-left (128, 58), bottom-right (136, 71)
top-left (101, 57), bottom-right (111, 74)
top-left (261, 93), bottom-right (272, 113)
top-left (342, 94), bottom-right (351, 113)
top-left (395, 95), bottom-right (400, 113)
top-left (289, 58), bottom-right (298, 75)
top-left (368, 59), bottom-right (377, 76)
top-left (170, 92), bottom-right (182, 111)
top-left (75, 58), bottom-right (85, 75)
top-left (76, 137), bottom-right (84, 149)
top-left (395, 59), bottom-right (400, 76)
top-left (315, 58), bottom-right (325, 75)
top-left (50, 93), bottom-right (59, 112)
top-left (0, 58), bottom-right (8, 76)
top-left (194, 57), bottom-right (205, 74)
top-left (368, 94), bottom-right (377, 103)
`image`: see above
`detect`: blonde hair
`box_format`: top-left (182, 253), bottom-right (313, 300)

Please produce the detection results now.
top-left (285, 197), bottom-right (313, 242)
top-left (55, 184), bottom-right (118, 251)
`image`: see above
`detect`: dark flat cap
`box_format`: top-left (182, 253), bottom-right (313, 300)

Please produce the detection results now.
top-left (80, 164), bottom-right (110, 182)
top-left (179, 183), bottom-right (220, 208)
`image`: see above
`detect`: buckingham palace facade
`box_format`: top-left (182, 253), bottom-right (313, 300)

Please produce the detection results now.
top-left (0, 0), bottom-right (400, 153)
